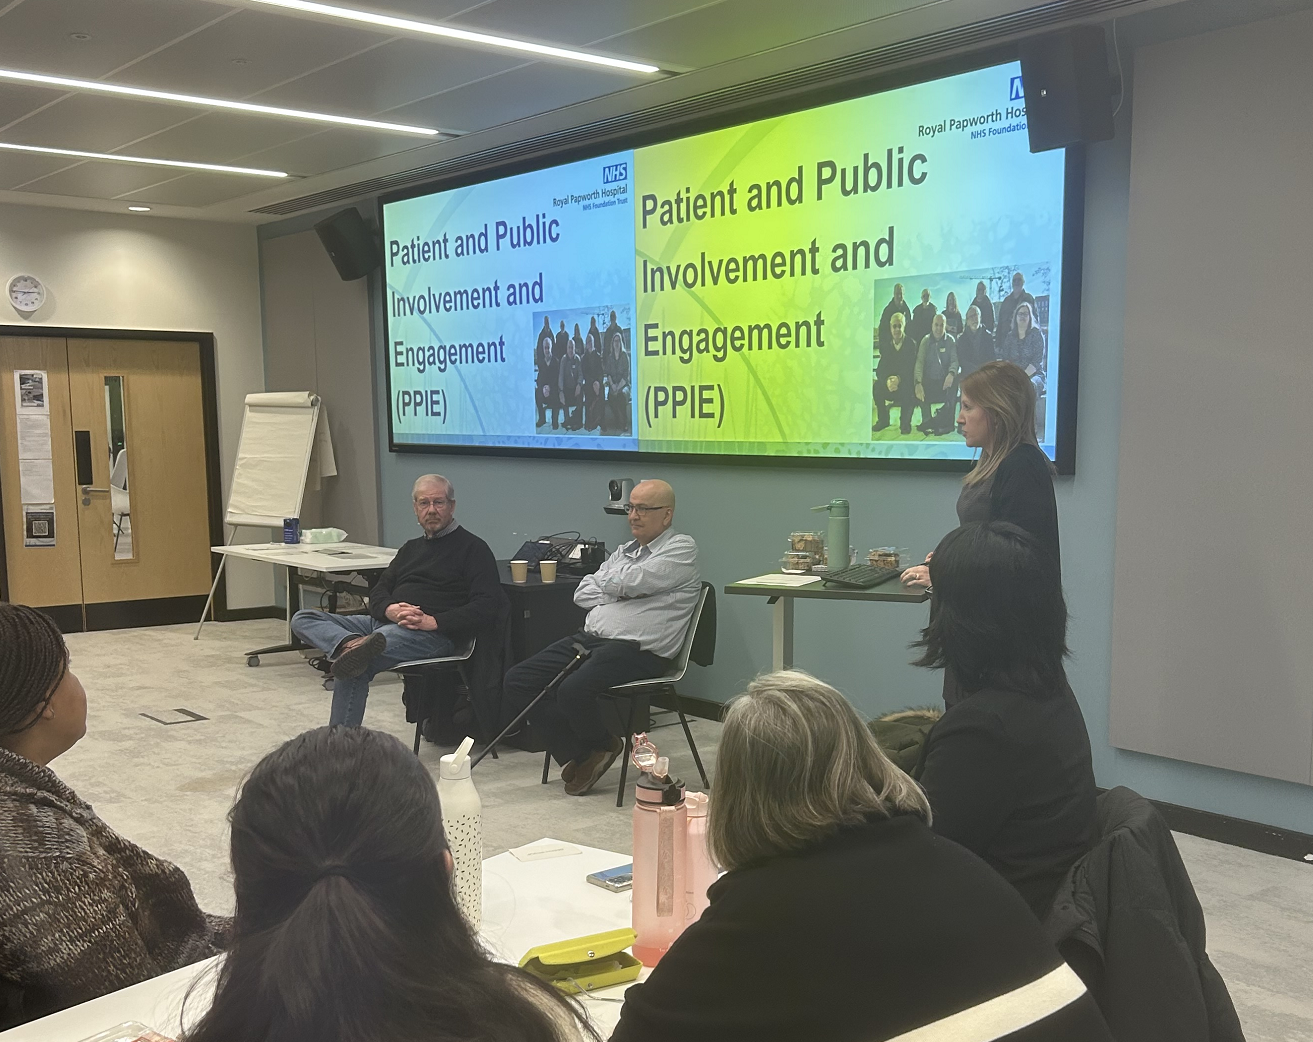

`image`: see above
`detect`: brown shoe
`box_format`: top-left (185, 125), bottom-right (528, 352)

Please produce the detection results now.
top-left (561, 761), bottom-right (579, 784)
top-left (564, 736), bottom-right (624, 797)
top-left (332, 632), bottom-right (386, 679)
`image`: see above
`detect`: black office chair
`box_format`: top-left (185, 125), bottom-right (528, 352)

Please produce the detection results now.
top-left (542, 583), bottom-right (713, 807)
top-left (387, 639), bottom-right (482, 755)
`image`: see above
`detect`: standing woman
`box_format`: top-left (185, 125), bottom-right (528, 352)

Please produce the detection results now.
top-left (901, 361), bottom-right (1059, 705)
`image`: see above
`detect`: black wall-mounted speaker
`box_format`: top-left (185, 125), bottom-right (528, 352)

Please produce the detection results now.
top-left (314, 207), bottom-right (380, 281)
top-left (1019, 25), bottom-right (1115, 153)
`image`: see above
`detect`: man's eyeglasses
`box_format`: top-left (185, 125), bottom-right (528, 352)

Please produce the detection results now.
top-left (415, 498), bottom-right (451, 509)
top-left (624, 503), bottom-right (669, 514)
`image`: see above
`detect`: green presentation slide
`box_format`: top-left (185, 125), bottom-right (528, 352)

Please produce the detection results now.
top-left (382, 59), bottom-right (1068, 463)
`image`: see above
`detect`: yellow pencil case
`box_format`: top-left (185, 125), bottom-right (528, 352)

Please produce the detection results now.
top-left (519, 928), bottom-right (642, 995)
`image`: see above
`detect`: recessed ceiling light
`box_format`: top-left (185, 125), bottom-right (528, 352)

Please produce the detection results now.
top-left (244, 0), bottom-right (661, 74)
top-left (0, 141), bottom-right (289, 177)
top-left (69, 32), bottom-right (92, 41)
top-left (127, 205), bottom-right (151, 211)
top-left (231, 58), bottom-right (252, 66)
top-left (0, 67), bottom-right (439, 136)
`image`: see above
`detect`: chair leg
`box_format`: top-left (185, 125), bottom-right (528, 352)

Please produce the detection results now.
top-left (676, 692), bottom-right (711, 790)
top-left (413, 718), bottom-right (423, 756)
top-left (615, 697), bottom-right (642, 808)
top-left (542, 749), bottom-right (551, 784)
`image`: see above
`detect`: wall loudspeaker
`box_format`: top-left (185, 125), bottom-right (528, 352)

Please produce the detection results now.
top-left (314, 207), bottom-right (380, 281)
top-left (1019, 25), bottom-right (1115, 153)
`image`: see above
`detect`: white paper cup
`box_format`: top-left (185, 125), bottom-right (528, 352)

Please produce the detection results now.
top-left (539, 559), bottom-right (557, 583)
top-left (510, 560), bottom-right (529, 583)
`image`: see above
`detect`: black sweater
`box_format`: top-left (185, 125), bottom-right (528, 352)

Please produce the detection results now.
top-left (367, 527), bottom-right (501, 638)
top-left (917, 683), bottom-right (1098, 920)
top-left (611, 815), bottom-right (1111, 1042)
top-left (984, 443), bottom-right (1060, 569)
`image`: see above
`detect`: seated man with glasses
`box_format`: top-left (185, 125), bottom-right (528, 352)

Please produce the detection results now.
top-left (291, 474), bottom-right (503, 727)
top-left (503, 479), bottom-right (700, 796)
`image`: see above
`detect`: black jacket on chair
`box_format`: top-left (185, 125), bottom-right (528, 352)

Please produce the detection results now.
top-left (1043, 787), bottom-right (1244, 1042)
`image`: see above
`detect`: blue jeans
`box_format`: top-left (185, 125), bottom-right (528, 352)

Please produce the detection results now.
top-left (291, 609), bottom-right (455, 727)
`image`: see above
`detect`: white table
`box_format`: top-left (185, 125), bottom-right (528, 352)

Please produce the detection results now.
top-left (195, 541), bottom-right (398, 664)
top-left (0, 840), bottom-right (637, 1042)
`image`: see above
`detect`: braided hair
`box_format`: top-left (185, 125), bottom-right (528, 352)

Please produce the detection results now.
top-left (0, 603), bottom-right (69, 737)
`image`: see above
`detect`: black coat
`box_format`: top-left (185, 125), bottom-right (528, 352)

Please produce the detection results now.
top-left (909, 301), bottom-right (937, 345)
top-left (878, 297), bottom-right (911, 348)
top-left (612, 814), bottom-right (1112, 1042)
top-left (962, 443), bottom-right (1060, 570)
top-left (916, 681), bottom-right (1098, 920)
top-left (957, 325), bottom-right (996, 376)
top-left (875, 334), bottom-right (916, 388)
top-left (971, 292), bottom-right (996, 332)
top-left (1044, 788), bottom-right (1245, 1042)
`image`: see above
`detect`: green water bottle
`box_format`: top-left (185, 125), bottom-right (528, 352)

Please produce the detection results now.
top-left (811, 499), bottom-right (850, 571)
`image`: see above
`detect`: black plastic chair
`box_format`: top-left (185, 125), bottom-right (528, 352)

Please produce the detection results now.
top-left (388, 638), bottom-right (480, 755)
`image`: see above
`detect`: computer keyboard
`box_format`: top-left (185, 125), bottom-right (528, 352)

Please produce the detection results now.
top-left (821, 564), bottom-right (902, 589)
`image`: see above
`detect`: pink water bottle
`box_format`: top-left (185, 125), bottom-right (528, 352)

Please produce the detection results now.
top-left (684, 792), bottom-right (718, 926)
top-left (631, 754), bottom-right (687, 967)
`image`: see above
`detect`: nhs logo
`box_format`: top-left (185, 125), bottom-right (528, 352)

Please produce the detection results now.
top-left (1009, 75), bottom-right (1025, 101)
top-left (602, 161), bottom-right (628, 184)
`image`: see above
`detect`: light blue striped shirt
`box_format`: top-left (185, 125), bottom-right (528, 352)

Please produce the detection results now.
top-left (575, 528), bottom-right (700, 659)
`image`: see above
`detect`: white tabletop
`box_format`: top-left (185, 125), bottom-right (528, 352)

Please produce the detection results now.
top-left (209, 541), bottom-right (397, 574)
top-left (1, 840), bottom-right (636, 1042)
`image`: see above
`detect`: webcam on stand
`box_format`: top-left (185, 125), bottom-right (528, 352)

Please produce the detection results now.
top-left (604, 478), bottom-right (635, 515)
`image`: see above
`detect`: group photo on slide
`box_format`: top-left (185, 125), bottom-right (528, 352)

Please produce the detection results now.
top-left (872, 265), bottom-right (1051, 441)
top-left (533, 306), bottom-right (633, 436)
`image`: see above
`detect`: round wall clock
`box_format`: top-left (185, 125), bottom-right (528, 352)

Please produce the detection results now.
top-left (7, 274), bottom-right (46, 313)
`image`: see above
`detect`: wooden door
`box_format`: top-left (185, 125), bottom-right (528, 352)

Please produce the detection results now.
top-left (67, 339), bottom-right (212, 605)
top-left (0, 337), bottom-right (84, 611)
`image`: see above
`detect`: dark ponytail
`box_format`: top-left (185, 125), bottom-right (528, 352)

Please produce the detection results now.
top-left (0, 603), bottom-right (69, 737)
top-left (185, 726), bottom-right (593, 1042)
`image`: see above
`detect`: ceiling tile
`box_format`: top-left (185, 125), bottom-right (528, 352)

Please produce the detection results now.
top-left (606, 0), bottom-right (882, 69)
top-left (124, 112), bottom-right (316, 167)
top-left (387, 61), bottom-right (633, 135)
top-left (239, 126), bottom-right (427, 176)
top-left (446, 0), bottom-right (722, 52)
top-left (12, 159), bottom-right (173, 198)
top-left (253, 37), bottom-right (519, 123)
top-left (0, 93), bottom-right (193, 153)
top-left (119, 7), bottom-right (386, 98)
top-left (0, 150), bottom-right (71, 190)
top-left (0, 80), bottom-right (56, 128)
top-left (0, 0), bottom-right (236, 80)
top-left (120, 170), bottom-right (280, 207)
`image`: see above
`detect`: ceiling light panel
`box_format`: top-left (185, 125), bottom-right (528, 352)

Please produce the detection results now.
top-left (242, 0), bottom-right (661, 74)
top-left (0, 140), bottom-right (288, 176)
top-left (0, 66), bottom-right (440, 135)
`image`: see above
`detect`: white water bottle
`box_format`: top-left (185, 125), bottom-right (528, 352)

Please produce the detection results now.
top-left (437, 737), bottom-right (482, 930)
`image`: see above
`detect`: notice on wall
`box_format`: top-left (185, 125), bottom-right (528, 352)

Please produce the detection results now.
top-left (14, 369), bottom-right (55, 547)
top-left (23, 505), bottom-right (55, 548)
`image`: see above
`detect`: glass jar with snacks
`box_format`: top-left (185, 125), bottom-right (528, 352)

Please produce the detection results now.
top-left (781, 551), bottom-right (813, 574)
top-left (867, 547), bottom-right (901, 570)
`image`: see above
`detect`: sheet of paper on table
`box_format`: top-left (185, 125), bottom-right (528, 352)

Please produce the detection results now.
top-left (735, 573), bottom-right (824, 587)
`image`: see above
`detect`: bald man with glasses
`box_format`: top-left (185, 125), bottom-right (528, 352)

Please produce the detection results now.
top-left (502, 479), bottom-right (700, 796)
top-left (291, 474), bottom-right (503, 727)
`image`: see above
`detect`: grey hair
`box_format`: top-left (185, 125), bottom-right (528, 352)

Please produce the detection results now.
top-left (412, 474), bottom-right (453, 499)
top-left (707, 671), bottom-right (931, 873)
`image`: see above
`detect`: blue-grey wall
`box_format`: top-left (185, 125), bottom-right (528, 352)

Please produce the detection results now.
top-left (361, 0), bottom-right (1313, 833)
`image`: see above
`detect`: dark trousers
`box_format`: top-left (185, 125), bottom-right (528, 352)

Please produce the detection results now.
top-left (875, 385), bottom-right (914, 433)
top-left (561, 390), bottom-right (582, 430)
top-left (584, 390), bottom-right (602, 431)
top-left (605, 389), bottom-right (630, 433)
top-left (537, 387), bottom-right (554, 427)
top-left (503, 631), bottom-right (669, 765)
top-left (917, 386), bottom-right (955, 431)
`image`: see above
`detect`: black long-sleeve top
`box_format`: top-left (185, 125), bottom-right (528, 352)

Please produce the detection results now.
top-left (916, 683), bottom-right (1098, 920)
top-left (367, 526), bottom-right (501, 638)
top-left (611, 814), bottom-right (1110, 1042)
top-left (986, 443), bottom-right (1060, 569)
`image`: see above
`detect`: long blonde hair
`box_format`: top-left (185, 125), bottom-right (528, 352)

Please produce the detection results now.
top-left (706, 671), bottom-right (931, 872)
top-left (960, 361), bottom-right (1048, 486)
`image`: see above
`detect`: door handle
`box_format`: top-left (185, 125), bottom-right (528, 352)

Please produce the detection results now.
top-left (81, 486), bottom-right (110, 494)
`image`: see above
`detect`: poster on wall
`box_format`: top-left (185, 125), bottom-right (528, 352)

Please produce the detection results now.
top-left (14, 368), bottom-right (56, 546)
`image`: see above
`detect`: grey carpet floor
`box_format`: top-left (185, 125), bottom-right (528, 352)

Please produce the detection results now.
top-left (53, 620), bottom-right (1313, 1041)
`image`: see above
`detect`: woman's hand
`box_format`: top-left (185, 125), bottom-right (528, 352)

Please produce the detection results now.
top-left (901, 564), bottom-right (931, 589)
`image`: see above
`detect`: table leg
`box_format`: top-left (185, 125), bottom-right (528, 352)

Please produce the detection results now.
top-left (771, 596), bottom-right (794, 671)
